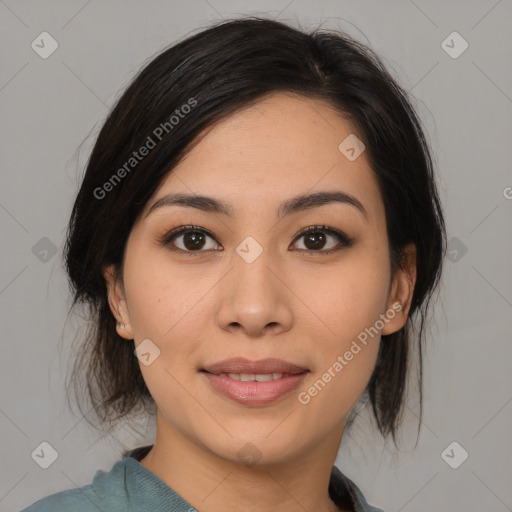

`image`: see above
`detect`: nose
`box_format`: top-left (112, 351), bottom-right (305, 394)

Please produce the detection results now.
top-left (215, 244), bottom-right (293, 338)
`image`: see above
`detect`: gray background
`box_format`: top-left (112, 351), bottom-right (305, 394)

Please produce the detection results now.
top-left (1, 1), bottom-right (511, 511)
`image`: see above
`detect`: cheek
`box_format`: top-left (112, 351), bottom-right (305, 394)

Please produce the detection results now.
top-left (122, 253), bottom-right (206, 418)
top-left (294, 250), bottom-right (390, 346)
top-left (293, 250), bottom-right (388, 408)
top-left (123, 247), bottom-right (205, 342)
top-left (297, 276), bottom-right (385, 420)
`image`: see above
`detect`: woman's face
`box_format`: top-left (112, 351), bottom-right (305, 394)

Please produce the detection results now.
top-left (105, 92), bottom-right (415, 465)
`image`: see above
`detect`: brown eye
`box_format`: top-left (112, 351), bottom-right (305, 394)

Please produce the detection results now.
top-left (159, 224), bottom-right (354, 256)
top-left (181, 231), bottom-right (207, 250)
top-left (291, 225), bottom-right (354, 254)
top-left (160, 226), bottom-right (221, 254)
top-left (302, 231), bottom-right (327, 250)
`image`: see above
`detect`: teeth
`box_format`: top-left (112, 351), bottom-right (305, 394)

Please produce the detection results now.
top-left (220, 373), bottom-right (284, 381)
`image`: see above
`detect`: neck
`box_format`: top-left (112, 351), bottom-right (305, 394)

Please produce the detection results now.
top-left (138, 412), bottom-right (348, 512)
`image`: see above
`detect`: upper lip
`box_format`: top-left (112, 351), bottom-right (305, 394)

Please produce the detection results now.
top-left (202, 357), bottom-right (309, 375)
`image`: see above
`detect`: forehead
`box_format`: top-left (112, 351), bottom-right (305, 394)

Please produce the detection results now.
top-left (144, 92), bottom-right (385, 224)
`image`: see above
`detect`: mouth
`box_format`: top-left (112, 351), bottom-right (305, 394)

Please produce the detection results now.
top-left (200, 357), bottom-right (309, 406)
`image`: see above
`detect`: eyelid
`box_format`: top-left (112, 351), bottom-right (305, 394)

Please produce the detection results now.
top-left (157, 225), bottom-right (220, 253)
top-left (158, 224), bottom-right (354, 255)
top-left (292, 225), bottom-right (353, 246)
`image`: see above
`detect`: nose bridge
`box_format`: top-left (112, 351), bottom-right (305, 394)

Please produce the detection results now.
top-left (216, 234), bottom-right (293, 335)
top-left (233, 234), bottom-right (277, 305)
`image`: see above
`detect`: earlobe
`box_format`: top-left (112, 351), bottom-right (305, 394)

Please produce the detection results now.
top-left (102, 264), bottom-right (134, 340)
top-left (382, 244), bottom-right (417, 336)
top-left (117, 321), bottom-right (133, 339)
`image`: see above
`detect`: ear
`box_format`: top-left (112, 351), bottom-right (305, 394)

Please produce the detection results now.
top-left (381, 243), bottom-right (417, 336)
top-left (102, 263), bottom-right (134, 340)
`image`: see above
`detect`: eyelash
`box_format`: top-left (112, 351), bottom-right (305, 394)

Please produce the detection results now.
top-left (157, 224), bottom-right (355, 257)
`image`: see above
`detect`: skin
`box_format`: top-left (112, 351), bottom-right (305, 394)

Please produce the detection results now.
top-left (103, 92), bottom-right (416, 512)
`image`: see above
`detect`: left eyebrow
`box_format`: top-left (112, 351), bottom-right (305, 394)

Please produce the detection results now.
top-left (277, 191), bottom-right (369, 222)
top-left (144, 190), bottom-right (369, 222)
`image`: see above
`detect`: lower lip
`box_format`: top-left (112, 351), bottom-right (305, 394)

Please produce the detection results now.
top-left (202, 372), bottom-right (308, 406)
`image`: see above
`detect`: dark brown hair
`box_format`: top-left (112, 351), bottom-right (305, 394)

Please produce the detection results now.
top-left (64, 17), bottom-right (446, 445)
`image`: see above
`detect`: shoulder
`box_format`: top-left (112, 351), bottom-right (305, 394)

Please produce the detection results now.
top-left (20, 459), bottom-right (130, 512)
top-left (20, 486), bottom-right (100, 512)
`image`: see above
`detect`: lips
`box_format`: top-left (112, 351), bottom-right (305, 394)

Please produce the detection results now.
top-left (201, 357), bottom-right (308, 376)
top-left (200, 357), bottom-right (309, 406)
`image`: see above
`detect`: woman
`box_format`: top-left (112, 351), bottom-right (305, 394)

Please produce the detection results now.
top-left (22, 16), bottom-right (446, 512)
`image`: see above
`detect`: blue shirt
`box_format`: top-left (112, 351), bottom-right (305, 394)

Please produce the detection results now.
top-left (21, 445), bottom-right (384, 512)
